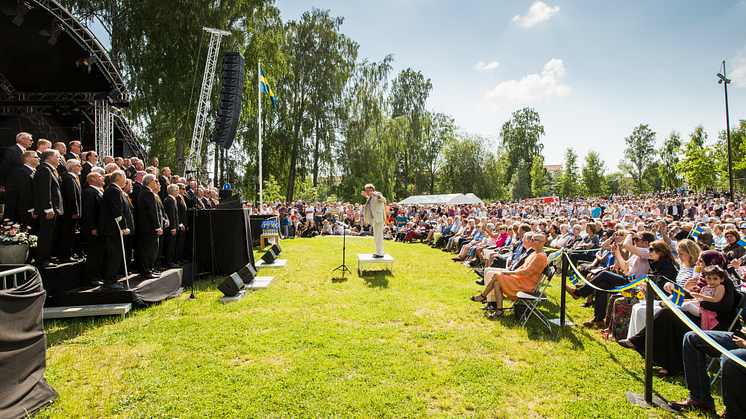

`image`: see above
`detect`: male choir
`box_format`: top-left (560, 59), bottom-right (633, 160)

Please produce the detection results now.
top-left (0, 132), bottom-right (222, 289)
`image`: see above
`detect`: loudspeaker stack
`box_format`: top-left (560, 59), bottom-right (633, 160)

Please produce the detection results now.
top-left (210, 51), bottom-right (244, 150)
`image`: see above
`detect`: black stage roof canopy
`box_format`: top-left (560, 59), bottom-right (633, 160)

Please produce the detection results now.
top-left (0, 0), bottom-right (144, 159)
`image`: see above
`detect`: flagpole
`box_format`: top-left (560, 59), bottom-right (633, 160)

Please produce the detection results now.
top-left (258, 60), bottom-right (263, 206)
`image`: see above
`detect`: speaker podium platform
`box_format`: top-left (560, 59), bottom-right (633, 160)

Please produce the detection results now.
top-left (255, 259), bottom-right (287, 269)
top-left (357, 254), bottom-right (395, 275)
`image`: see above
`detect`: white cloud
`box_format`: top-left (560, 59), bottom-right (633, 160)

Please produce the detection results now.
top-left (730, 47), bottom-right (746, 88)
top-left (511, 1), bottom-right (560, 28)
top-left (474, 61), bottom-right (500, 71)
top-left (485, 58), bottom-right (571, 104)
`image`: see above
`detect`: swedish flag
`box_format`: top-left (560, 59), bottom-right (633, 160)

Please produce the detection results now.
top-left (569, 274), bottom-right (579, 286)
top-left (690, 225), bottom-right (703, 239)
top-left (260, 65), bottom-right (277, 114)
top-left (737, 236), bottom-right (746, 248)
top-left (670, 283), bottom-right (686, 307)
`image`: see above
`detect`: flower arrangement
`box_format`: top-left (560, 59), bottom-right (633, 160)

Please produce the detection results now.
top-left (0, 219), bottom-right (38, 247)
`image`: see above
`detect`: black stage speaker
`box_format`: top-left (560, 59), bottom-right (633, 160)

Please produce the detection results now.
top-left (261, 243), bottom-right (282, 264)
top-left (218, 274), bottom-right (245, 297)
top-left (210, 52), bottom-right (244, 150)
top-left (231, 263), bottom-right (257, 284)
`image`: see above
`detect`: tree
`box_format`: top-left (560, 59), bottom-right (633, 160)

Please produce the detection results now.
top-left (556, 148), bottom-right (579, 198)
top-left (509, 160), bottom-right (532, 200)
top-left (390, 69), bottom-right (433, 197)
top-left (659, 131), bottom-right (682, 190)
top-left (581, 150), bottom-right (606, 197)
top-left (721, 120), bottom-right (746, 185)
top-left (438, 133), bottom-right (487, 195)
top-left (419, 111), bottom-right (455, 194)
top-left (499, 107), bottom-right (545, 187)
top-left (530, 154), bottom-right (546, 197)
top-left (620, 124), bottom-right (657, 194)
top-left (676, 127), bottom-right (719, 192)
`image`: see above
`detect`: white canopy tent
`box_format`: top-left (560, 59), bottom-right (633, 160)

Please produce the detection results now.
top-left (397, 193), bottom-right (485, 206)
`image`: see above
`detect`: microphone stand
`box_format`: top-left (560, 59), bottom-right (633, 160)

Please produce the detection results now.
top-left (332, 220), bottom-right (352, 277)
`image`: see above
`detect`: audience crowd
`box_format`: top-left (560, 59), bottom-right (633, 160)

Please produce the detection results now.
top-left (0, 132), bottom-right (224, 289)
top-left (271, 189), bottom-right (746, 418)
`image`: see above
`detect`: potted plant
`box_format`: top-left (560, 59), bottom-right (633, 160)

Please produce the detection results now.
top-left (0, 219), bottom-right (38, 264)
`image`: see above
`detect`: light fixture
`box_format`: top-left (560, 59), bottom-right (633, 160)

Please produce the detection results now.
top-left (39, 24), bottom-right (63, 46)
top-left (1, 2), bottom-right (30, 26)
top-left (717, 73), bottom-right (731, 85)
top-left (75, 55), bottom-right (96, 73)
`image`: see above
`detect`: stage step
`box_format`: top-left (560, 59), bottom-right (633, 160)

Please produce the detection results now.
top-left (43, 303), bottom-right (132, 319)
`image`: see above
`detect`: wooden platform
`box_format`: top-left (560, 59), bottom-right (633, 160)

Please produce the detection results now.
top-left (43, 303), bottom-right (132, 319)
top-left (255, 259), bottom-right (287, 269)
top-left (357, 254), bottom-right (395, 275)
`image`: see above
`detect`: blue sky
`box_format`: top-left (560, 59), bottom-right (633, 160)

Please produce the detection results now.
top-left (276, 0), bottom-right (746, 171)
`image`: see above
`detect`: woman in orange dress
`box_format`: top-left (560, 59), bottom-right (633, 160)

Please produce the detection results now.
top-left (470, 233), bottom-right (548, 317)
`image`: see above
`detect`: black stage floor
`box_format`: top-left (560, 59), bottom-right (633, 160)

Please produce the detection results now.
top-left (39, 261), bottom-right (189, 307)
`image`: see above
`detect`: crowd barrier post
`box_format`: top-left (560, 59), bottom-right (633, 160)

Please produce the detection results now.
top-left (549, 251), bottom-right (575, 327)
top-left (624, 278), bottom-right (672, 411)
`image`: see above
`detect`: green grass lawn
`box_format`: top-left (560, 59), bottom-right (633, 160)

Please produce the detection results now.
top-left (38, 237), bottom-right (721, 418)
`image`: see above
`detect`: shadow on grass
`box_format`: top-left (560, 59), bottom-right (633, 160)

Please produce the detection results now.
top-left (45, 315), bottom-right (120, 347)
top-left (360, 271), bottom-right (390, 288)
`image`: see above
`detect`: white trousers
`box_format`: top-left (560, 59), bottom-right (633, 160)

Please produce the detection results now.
top-left (373, 220), bottom-right (384, 256)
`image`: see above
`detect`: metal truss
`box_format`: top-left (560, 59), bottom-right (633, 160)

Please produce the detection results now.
top-left (94, 99), bottom-right (113, 158)
top-left (183, 27), bottom-right (231, 177)
top-left (111, 107), bottom-right (146, 160)
top-left (0, 92), bottom-right (101, 103)
top-left (30, 0), bottom-right (129, 103)
top-left (0, 73), bottom-right (16, 93)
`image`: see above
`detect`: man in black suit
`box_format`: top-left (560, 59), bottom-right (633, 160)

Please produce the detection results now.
top-left (64, 141), bottom-right (82, 163)
top-left (80, 151), bottom-right (99, 190)
top-left (7, 151), bottom-right (39, 228)
top-left (52, 142), bottom-right (68, 176)
top-left (163, 184), bottom-right (180, 268)
top-left (99, 171), bottom-right (131, 289)
top-left (0, 132), bottom-right (33, 188)
top-left (122, 178), bottom-right (136, 267)
top-left (138, 174), bottom-right (163, 279)
top-left (153, 181), bottom-right (169, 270)
top-left (129, 171), bottom-right (145, 265)
top-left (34, 150), bottom-right (64, 267)
top-left (58, 159), bottom-right (82, 263)
top-left (176, 183), bottom-right (189, 263)
top-left (81, 172), bottom-right (105, 286)
top-left (157, 166), bottom-right (170, 202)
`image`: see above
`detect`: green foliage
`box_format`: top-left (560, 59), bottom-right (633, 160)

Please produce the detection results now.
top-left (620, 124), bottom-right (657, 194)
top-left (499, 107), bottom-right (545, 187)
top-left (659, 131), bottom-right (682, 190)
top-left (556, 148), bottom-right (579, 198)
top-left (438, 133), bottom-right (487, 195)
top-left (643, 162), bottom-right (663, 192)
top-left (509, 160), bottom-right (532, 200)
top-left (676, 129), bottom-right (719, 192)
top-left (262, 173), bottom-right (284, 203)
top-left (581, 150), bottom-right (606, 197)
top-left (295, 176), bottom-right (319, 202)
top-left (722, 120), bottom-right (746, 184)
top-left (530, 154), bottom-right (546, 197)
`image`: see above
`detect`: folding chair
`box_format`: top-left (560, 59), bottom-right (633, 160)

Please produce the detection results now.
top-left (514, 266), bottom-right (556, 331)
top-left (707, 290), bottom-right (746, 385)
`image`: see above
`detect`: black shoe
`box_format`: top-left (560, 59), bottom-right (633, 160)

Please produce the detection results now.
top-left (474, 269), bottom-right (485, 278)
top-left (165, 264), bottom-right (181, 269)
top-left (89, 280), bottom-right (103, 287)
top-left (150, 271), bottom-right (162, 277)
top-left (481, 302), bottom-right (497, 311)
top-left (37, 261), bottom-right (57, 268)
top-left (58, 257), bottom-right (76, 264)
top-left (102, 282), bottom-right (124, 290)
top-left (140, 273), bottom-right (157, 280)
top-left (475, 279), bottom-right (485, 286)
top-left (441, 248), bottom-right (449, 252)
top-left (373, 254), bottom-right (384, 258)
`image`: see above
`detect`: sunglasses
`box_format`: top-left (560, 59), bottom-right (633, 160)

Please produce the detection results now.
top-left (648, 247), bottom-right (656, 253)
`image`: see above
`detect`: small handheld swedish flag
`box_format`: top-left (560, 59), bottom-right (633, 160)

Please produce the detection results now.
top-left (737, 236), bottom-right (746, 248)
top-left (569, 274), bottom-right (579, 286)
top-left (259, 65), bottom-right (277, 114)
top-left (669, 283), bottom-right (686, 307)
top-left (690, 225), bottom-right (703, 239)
